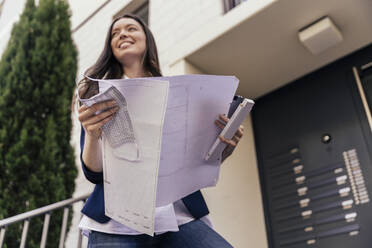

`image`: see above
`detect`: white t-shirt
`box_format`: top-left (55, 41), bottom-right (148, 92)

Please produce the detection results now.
top-left (79, 199), bottom-right (212, 236)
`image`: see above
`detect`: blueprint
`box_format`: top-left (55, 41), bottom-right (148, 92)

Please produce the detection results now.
top-left (81, 74), bottom-right (239, 235)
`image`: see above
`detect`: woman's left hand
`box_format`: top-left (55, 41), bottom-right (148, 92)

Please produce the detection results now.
top-left (215, 114), bottom-right (244, 161)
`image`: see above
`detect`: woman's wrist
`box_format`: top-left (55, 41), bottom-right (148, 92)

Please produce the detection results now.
top-left (83, 133), bottom-right (103, 172)
top-left (85, 131), bottom-right (101, 143)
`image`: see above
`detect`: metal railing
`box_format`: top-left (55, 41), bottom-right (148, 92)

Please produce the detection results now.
top-left (0, 193), bottom-right (90, 248)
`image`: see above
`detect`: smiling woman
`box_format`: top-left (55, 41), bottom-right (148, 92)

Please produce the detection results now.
top-left (77, 14), bottom-right (161, 99)
top-left (76, 13), bottom-right (242, 248)
top-left (110, 18), bottom-right (147, 74)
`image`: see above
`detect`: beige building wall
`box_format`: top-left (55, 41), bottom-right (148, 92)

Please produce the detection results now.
top-left (149, 0), bottom-right (224, 70)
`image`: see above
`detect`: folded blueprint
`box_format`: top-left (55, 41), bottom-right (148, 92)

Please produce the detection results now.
top-left (80, 74), bottom-right (239, 235)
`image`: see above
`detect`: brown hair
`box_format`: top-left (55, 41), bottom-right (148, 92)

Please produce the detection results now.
top-left (77, 13), bottom-right (162, 99)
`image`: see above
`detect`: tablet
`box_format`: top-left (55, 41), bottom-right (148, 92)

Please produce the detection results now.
top-left (205, 98), bottom-right (255, 162)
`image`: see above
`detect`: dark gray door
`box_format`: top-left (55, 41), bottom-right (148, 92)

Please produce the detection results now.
top-left (252, 44), bottom-right (372, 248)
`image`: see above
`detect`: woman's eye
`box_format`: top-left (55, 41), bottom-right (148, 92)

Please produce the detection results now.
top-left (129, 27), bottom-right (136, 31)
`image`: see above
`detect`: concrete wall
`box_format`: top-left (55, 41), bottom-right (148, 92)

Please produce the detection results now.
top-left (149, 0), bottom-right (224, 71)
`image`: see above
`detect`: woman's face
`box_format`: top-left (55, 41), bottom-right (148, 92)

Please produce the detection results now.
top-left (110, 17), bottom-right (147, 65)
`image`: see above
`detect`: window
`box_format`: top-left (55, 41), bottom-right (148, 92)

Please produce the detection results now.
top-left (113, 0), bottom-right (149, 26)
top-left (223, 0), bottom-right (247, 13)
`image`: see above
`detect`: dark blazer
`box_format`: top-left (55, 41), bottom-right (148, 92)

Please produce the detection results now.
top-left (80, 96), bottom-right (242, 223)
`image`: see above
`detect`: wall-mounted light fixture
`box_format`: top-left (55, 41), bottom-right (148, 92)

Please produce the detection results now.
top-left (298, 17), bottom-right (343, 55)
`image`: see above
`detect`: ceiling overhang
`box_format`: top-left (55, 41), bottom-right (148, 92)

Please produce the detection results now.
top-left (186, 0), bottom-right (372, 99)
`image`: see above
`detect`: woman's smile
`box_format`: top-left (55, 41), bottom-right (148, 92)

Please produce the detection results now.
top-left (118, 41), bottom-right (133, 49)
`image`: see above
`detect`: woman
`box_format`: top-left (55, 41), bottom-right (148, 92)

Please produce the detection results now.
top-left (77, 14), bottom-right (244, 247)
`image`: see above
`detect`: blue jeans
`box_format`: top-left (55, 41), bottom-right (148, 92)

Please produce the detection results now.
top-left (87, 219), bottom-right (233, 248)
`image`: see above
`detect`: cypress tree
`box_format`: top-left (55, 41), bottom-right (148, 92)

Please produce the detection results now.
top-left (0, 0), bottom-right (77, 246)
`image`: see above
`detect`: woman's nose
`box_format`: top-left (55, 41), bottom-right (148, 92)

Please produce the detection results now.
top-left (119, 30), bottom-right (128, 39)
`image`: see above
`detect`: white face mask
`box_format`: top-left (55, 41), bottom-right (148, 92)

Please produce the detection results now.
top-left (100, 86), bottom-right (140, 161)
top-left (101, 86), bottom-right (135, 146)
top-left (78, 76), bottom-right (140, 162)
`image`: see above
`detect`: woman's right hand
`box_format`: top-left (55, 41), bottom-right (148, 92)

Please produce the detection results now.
top-left (78, 100), bottom-right (119, 139)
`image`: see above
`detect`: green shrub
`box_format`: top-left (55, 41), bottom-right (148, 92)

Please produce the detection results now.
top-left (0, 0), bottom-right (77, 246)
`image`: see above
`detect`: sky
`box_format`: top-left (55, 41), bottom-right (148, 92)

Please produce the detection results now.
top-left (0, 0), bottom-right (26, 55)
top-left (0, 0), bottom-right (107, 55)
